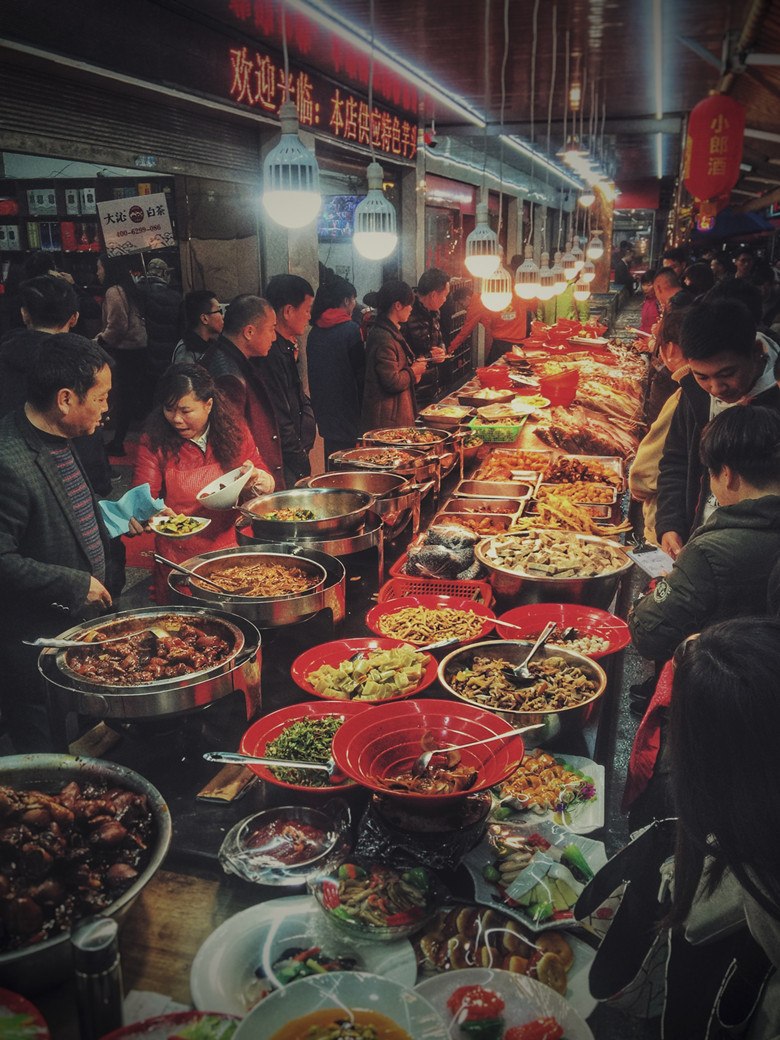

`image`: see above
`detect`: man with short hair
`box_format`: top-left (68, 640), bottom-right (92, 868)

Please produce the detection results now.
top-left (662, 246), bottom-right (688, 279)
top-left (172, 291), bottom-right (223, 365)
top-left (260, 275), bottom-right (317, 488)
top-left (734, 247), bottom-right (755, 279)
top-left (652, 268), bottom-right (684, 313)
top-left (0, 275), bottom-right (112, 496)
top-left (203, 294), bottom-right (284, 489)
top-left (655, 298), bottom-right (780, 559)
top-left (403, 268), bottom-right (450, 399)
top-left (0, 333), bottom-right (116, 750)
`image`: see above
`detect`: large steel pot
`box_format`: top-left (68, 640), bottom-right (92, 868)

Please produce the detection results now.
top-left (438, 640), bottom-right (607, 746)
top-left (232, 539), bottom-right (347, 625)
top-left (0, 753), bottom-right (171, 995)
top-left (237, 487), bottom-right (373, 540)
top-left (474, 532), bottom-right (633, 609)
top-left (330, 446), bottom-right (440, 500)
top-left (39, 607), bottom-right (262, 721)
top-left (169, 546), bottom-right (332, 628)
top-left (362, 425), bottom-right (449, 456)
top-left (305, 471), bottom-right (421, 539)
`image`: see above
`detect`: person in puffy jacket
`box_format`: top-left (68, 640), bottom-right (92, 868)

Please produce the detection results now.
top-left (138, 257), bottom-right (182, 379)
top-left (361, 280), bottom-right (427, 430)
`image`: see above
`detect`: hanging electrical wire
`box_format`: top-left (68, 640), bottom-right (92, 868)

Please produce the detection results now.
top-left (481, 0), bottom-right (513, 311)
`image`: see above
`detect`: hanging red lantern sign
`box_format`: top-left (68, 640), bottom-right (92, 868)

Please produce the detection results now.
top-left (683, 94), bottom-right (745, 202)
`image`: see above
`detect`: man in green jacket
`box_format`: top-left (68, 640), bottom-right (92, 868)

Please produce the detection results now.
top-left (629, 405), bottom-right (780, 664)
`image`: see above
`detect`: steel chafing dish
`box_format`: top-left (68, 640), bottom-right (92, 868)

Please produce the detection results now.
top-left (361, 425), bottom-right (449, 456)
top-left (169, 546), bottom-right (336, 628)
top-left (304, 470), bottom-right (421, 538)
top-left (236, 487), bottom-right (373, 541)
top-left (39, 606), bottom-right (262, 724)
top-left (330, 445), bottom-right (440, 500)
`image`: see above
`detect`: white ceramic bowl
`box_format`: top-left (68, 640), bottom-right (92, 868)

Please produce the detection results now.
top-left (233, 971), bottom-right (449, 1040)
top-left (196, 466), bottom-right (253, 510)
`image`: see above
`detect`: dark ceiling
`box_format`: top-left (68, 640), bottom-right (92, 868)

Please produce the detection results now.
top-left (199, 0), bottom-right (780, 211)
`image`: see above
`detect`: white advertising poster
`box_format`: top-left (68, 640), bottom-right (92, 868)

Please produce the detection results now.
top-left (97, 192), bottom-right (175, 256)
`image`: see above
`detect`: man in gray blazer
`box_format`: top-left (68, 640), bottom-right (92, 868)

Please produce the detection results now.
top-left (0, 333), bottom-right (115, 751)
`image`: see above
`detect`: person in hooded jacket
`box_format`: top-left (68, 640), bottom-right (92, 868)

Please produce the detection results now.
top-left (306, 276), bottom-right (365, 462)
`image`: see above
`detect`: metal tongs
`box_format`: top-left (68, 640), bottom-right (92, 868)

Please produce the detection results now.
top-left (348, 636), bottom-right (459, 662)
top-left (502, 621), bottom-right (558, 685)
top-left (203, 750), bottom-right (347, 785)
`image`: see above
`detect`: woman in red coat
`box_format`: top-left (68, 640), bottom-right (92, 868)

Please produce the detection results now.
top-left (133, 364), bottom-right (274, 603)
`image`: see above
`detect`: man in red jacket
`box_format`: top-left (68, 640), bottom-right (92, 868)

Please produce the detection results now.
top-left (203, 294), bottom-right (285, 490)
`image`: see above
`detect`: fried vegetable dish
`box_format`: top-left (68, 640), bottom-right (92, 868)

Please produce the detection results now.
top-left (264, 716), bottom-right (345, 787)
top-left (259, 508), bottom-right (316, 522)
top-left (319, 862), bottom-right (433, 930)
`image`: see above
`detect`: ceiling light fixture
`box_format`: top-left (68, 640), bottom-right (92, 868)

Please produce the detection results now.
top-left (353, 0), bottom-right (398, 260)
top-left (551, 251), bottom-right (568, 296)
top-left (515, 243), bottom-right (541, 300)
top-left (573, 277), bottom-right (591, 302)
top-left (579, 188), bottom-right (596, 207)
top-left (586, 230), bottom-right (604, 260)
top-left (581, 258), bottom-right (596, 283)
top-left (466, 199), bottom-right (502, 277)
top-left (481, 264), bottom-right (514, 312)
top-left (537, 251), bottom-right (556, 300)
top-left (262, 6), bottom-right (321, 229)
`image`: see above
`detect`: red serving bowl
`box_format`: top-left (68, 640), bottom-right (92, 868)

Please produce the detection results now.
top-left (365, 595), bottom-right (496, 648)
top-left (495, 602), bottom-right (631, 659)
top-left (290, 637), bottom-right (438, 702)
top-left (240, 701), bottom-right (369, 795)
top-left (330, 698), bottom-right (527, 808)
top-left (476, 366), bottom-right (512, 389)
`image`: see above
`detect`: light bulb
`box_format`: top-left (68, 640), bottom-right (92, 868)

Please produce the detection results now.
top-left (561, 242), bottom-right (577, 279)
top-left (353, 160), bottom-right (398, 260)
top-left (571, 240), bottom-right (585, 274)
top-left (573, 279), bottom-right (591, 302)
top-left (537, 252), bottom-right (556, 301)
top-left (579, 189), bottom-right (596, 208)
top-left (465, 201), bottom-right (502, 278)
top-left (481, 266), bottom-right (513, 312)
top-left (551, 252), bottom-right (567, 296)
top-left (586, 232), bottom-right (604, 261)
top-left (581, 259), bottom-right (596, 283)
top-left (262, 101), bottom-right (321, 229)
top-left (514, 244), bottom-right (541, 301)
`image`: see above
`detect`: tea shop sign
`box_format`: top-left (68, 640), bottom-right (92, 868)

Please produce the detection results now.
top-left (228, 45), bottom-right (418, 162)
top-left (97, 193), bottom-right (175, 257)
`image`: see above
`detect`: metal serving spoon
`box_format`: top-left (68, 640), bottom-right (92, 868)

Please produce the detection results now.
top-left (411, 723), bottom-right (543, 776)
top-left (25, 624), bottom-right (172, 649)
top-left (502, 620), bottom-right (558, 684)
top-left (203, 750), bottom-right (347, 784)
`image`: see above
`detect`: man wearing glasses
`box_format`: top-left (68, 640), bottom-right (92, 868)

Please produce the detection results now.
top-left (172, 291), bottom-right (224, 365)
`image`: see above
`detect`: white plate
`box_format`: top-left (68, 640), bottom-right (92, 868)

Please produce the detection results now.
top-left (463, 820), bottom-right (607, 934)
top-left (196, 466), bottom-right (252, 509)
top-left (495, 752), bottom-right (605, 833)
top-left (189, 894), bottom-right (418, 1016)
top-left (416, 967), bottom-right (595, 1037)
top-left (148, 515), bottom-right (211, 538)
top-left (233, 972), bottom-right (449, 1040)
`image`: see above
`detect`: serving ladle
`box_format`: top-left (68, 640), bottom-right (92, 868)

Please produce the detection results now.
top-left (152, 553), bottom-right (255, 595)
top-left (502, 620), bottom-right (558, 684)
top-left (411, 723), bottom-right (543, 776)
top-left (25, 624), bottom-right (173, 649)
top-left (203, 750), bottom-right (347, 784)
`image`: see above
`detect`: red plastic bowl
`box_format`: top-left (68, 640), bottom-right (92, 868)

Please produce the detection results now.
top-left (365, 595), bottom-right (496, 649)
top-left (330, 698), bottom-right (527, 808)
top-left (538, 369), bottom-right (579, 407)
top-left (290, 637), bottom-right (438, 702)
top-left (495, 602), bottom-right (631, 659)
top-left (476, 366), bottom-right (512, 389)
top-left (240, 700), bottom-right (369, 794)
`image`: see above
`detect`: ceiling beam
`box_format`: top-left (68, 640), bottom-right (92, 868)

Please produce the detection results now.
top-left (436, 116), bottom-right (683, 137)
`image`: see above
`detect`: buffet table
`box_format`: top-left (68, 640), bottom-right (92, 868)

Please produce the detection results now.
top-left (20, 329), bottom-right (649, 1038)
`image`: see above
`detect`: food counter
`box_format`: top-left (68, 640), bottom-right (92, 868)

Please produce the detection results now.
top-left (7, 324), bottom-right (649, 1039)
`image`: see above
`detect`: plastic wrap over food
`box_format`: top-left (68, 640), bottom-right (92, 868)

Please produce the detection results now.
top-left (405, 543), bottom-right (473, 579)
top-left (426, 522), bottom-right (479, 551)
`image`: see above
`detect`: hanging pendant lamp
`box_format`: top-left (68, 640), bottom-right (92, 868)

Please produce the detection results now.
top-left (586, 230), bottom-right (604, 261)
top-left (571, 238), bottom-right (585, 274)
top-left (514, 244), bottom-right (541, 301)
top-left (465, 201), bottom-right (502, 278)
top-left (353, 160), bottom-right (398, 260)
top-left (551, 251), bottom-right (568, 296)
top-left (561, 241), bottom-right (577, 280)
top-left (481, 264), bottom-right (513, 312)
top-left (262, 100), bottom-right (322, 229)
top-left (581, 259), bottom-right (596, 283)
top-left (573, 278), bottom-right (591, 302)
top-left (537, 252), bottom-right (556, 301)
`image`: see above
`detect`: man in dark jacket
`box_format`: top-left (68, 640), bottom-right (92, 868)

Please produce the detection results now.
top-left (202, 294), bottom-right (284, 490)
top-left (260, 275), bottom-right (317, 488)
top-left (139, 257), bottom-right (182, 379)
top-left (0, 334), bottom-right (115, 750)
top-left (655, 298), bottom-right (780, 559)
top-left (402, 268), bottom-right (450, 401)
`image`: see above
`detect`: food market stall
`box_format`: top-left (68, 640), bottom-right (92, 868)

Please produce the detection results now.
top-left (1, 320), bottom-right (651, 1039)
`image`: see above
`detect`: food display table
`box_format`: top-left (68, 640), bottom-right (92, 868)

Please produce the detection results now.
top-left (18, 327), bottom-right (650, 1039)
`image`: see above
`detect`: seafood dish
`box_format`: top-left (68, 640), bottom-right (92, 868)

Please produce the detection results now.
top-left (65, 616), bottom-right (232, 685)
top-left (379, 760), bottom-right (478, 795)
top-left (448, 655), bottom-right (599, 712)
top-left (0, 778), bottom-right (156, 952)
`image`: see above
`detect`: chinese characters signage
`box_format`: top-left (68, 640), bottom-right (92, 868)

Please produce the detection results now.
top-left (228, 45), bottom-right (418, 161)
top-left (683, 95), bottom-right (745, 202)
top-left (97, 193), bottom-right (175, 256)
